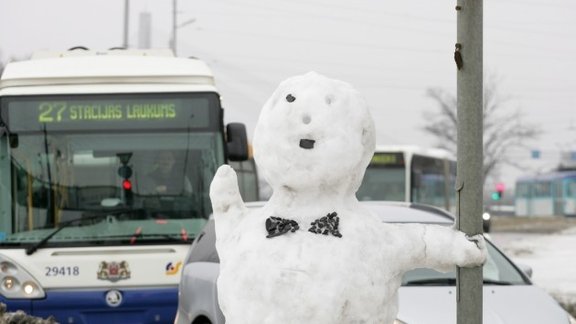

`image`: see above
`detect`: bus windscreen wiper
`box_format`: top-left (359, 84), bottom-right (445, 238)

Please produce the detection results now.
top-left (25, 207), bottom-right (144, 255)
top-left (95, 233), bottom-right (193, 243)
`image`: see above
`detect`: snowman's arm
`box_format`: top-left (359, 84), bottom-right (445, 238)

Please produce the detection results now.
top-left (396, 224), bottom-right (487, 273)
top-left (209, 165), bottom-right (247, 239)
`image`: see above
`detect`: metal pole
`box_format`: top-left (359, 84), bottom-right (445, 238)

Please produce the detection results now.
top-left (172, 0), bottom-right (177, 55)
top-left (455, 1), bottom-right (483, 324)
top-left (123, 0), bottom-right (130, 49)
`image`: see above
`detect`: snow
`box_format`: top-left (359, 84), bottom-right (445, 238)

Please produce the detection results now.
top-left (210, 72), bottom-right (487, 324)
top-left (491, 227), bottom-right (576, 309)
top-left (0, 304), bottom-right (55, 324)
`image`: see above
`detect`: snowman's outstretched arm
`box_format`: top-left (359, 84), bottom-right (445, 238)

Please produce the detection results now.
top-left (396, 224), bottom-right (487, 273)
top-left (209, 165), bottom-right (247, 239)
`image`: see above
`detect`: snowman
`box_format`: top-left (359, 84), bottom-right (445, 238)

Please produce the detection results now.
top-left (210, 72), bottom-right (487, 324)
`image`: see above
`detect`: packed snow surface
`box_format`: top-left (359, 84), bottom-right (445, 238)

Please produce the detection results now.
top-left (492, 227), bottom-right (576, 310)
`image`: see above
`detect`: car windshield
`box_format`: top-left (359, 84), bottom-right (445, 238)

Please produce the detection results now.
top-left (402, 239), bottom-right (529, 286)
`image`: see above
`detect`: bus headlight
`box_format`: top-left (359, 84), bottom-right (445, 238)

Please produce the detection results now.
top-left (0, 256), bottom-right (45, 299)
top-left (1, 261), bottom-right (17, 275)
top-left (23, 282), bottom-right (37, 295)
top-left (2, 276), bottom-right (17, 290)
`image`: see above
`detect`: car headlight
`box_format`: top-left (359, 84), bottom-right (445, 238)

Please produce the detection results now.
top-left (0, 257), bottom-right (45, 299)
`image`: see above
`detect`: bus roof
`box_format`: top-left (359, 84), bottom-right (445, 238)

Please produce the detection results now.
top-left (374, 145), bottom-right (455, 160)
top-left (0, 49), bottom-right (215, 89)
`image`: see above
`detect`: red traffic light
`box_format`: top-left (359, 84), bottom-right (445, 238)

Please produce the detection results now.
top-left (492, 182), bottom-right (505, 200)
top-left (122, 179), bottom-right (132, 190)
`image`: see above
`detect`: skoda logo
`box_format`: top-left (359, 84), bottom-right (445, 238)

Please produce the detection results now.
top-left (105, 289), bottom-right (123, 307)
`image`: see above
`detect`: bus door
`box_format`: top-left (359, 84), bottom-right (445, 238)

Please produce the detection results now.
top-left (514, 182), bottom-right (530, 217)
top-left (553, 179), bottom-right (564, 216)
top-left (563, 178), bottom-right (576, 216)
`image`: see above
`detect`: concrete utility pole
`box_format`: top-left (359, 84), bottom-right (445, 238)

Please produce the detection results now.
top-left (123, 0), bottom-right (130, 49)
top-left (138, 12), bottom-right (152, 49)
top-left (170, 0), bottom-right (196, 56)
top-left (172, 0), bottom-right (178, 55)
top-left (455, 1), bottom-right (483, 324)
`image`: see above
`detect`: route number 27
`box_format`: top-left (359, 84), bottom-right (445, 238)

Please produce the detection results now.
top-left (38, 102), bottom-right (67, 123)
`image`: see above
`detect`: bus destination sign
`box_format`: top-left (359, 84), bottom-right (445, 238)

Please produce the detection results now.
top-left (37, 102), bottom-right (177, 123)
top-left (370, 153), bottom-right (405, 167)
top-left (5, 95), bottom-right (214, 132)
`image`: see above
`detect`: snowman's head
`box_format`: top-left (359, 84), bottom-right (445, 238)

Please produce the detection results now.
top-left (253, 72), bottom-right (375, 195)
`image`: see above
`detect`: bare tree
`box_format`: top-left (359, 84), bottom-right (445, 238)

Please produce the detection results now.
top-left (422, 75), bottom-right (542, 184)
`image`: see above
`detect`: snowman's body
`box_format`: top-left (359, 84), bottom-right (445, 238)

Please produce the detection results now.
top-left (210, 72), bottom-right (486, 324)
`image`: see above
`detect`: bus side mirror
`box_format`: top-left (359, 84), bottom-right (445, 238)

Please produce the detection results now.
top-left (9, 134), bottom-right (18, 148)
top-left (226, 123), bottom-right (248, 161)
top-left (0, 125), bottom-right (18, 148)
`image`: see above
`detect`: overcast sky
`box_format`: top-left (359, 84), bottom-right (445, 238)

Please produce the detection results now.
top-left (1, 0), bottom-right (575, 189)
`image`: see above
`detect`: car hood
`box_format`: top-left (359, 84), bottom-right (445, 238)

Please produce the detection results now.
top-left (397, 285), bottom-right (569, 324)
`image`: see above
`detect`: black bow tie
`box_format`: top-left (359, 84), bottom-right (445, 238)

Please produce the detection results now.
top-left (265, 212), bottom-right (342, 238)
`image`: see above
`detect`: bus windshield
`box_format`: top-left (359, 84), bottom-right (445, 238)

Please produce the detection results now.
top-left (356, 148), bottom-right (457, 213)
top-left (357, 152), bottom-right (406, 201)
top-left (0, 93), bottom-right (225, 247)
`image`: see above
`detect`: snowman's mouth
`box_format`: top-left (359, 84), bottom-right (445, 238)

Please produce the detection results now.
top-left (299, 139), bottom-right (316, 149)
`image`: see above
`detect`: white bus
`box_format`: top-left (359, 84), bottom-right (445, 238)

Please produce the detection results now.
top-left (0, 49), bottom-right (247, 323)
top-left (357, 145), bottom-right (457, 213)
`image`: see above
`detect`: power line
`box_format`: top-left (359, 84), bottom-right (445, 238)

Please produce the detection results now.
top-left (495, 0), bottom-right (575, 8)
top-left (195, 26), bottom-right (449, 53)
top-left (196, 0), bottom-right (575, 40)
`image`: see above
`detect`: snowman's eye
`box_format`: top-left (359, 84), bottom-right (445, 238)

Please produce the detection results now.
top-left (286, 94), bottom-right (296, 103)
top-left (325, 95), bottom-right (334, 105)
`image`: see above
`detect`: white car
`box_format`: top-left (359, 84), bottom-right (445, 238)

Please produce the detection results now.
top-left (175, 201), bottom-right (576, 324)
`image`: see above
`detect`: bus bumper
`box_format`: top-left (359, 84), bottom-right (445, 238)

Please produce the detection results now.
top-left (1, 287), bottom-right (178, 324)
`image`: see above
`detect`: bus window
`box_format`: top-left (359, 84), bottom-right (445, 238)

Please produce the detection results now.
top-left (357, 152), bottom-right (406, 201)
top-left (411, 154), bottom-right (454, 211)
top-left (567, 180), bottom-right (576, 198)
top-left (533, 181), bottom-right (551, 198)
top-left (357, 147), bottom-right (456, 213)
top-left (229, 158), bottom-right (259, 202)
top-left (516, 182), bottom-right (530, 198)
